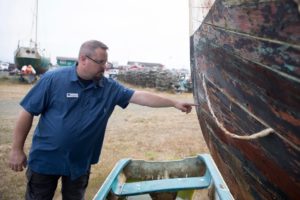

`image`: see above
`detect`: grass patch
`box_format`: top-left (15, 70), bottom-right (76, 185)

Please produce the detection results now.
top-left (144, 151), bottom-right (157, 160)
top-left (0, 80), bottom-right (208, 199)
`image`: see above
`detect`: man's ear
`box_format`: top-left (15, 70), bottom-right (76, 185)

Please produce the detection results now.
top-left (79, 55), bottom-right (88, 66)
top-left (79, 55), bottom-right (86, 62)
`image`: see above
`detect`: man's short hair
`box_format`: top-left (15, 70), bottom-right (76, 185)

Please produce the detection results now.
top-left (79, 40), bottom-right (109, 58)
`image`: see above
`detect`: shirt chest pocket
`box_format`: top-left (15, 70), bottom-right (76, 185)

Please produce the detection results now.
top-left (86, 97), bottom-right (108, 113)
top-left (52, 98), bottom-right (80, 112)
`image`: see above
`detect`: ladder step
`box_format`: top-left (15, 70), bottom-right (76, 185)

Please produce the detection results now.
top-left (112, 176), bottom-right (211, 196)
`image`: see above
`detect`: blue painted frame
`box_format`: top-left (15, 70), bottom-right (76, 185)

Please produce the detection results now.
top-left (93, 154), bottom-right (233, 200)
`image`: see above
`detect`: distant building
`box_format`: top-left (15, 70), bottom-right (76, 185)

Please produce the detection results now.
top-left (56, 57), bottom-right (77, 67)
top-left (127, 61), bottom-right (164, 69)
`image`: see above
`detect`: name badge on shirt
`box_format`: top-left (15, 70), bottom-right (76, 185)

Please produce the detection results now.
top-left (66, 93), bottom-right (79, 98)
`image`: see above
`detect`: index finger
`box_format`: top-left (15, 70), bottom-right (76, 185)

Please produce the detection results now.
top-left (188, 103), bottom-right (199, 106)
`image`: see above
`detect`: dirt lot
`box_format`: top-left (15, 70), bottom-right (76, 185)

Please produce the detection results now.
top-left (0, 76), bottom-right (208, 200)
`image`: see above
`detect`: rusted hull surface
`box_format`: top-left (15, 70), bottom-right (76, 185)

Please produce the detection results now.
top-left (190, 0), bottom-right (300, 199)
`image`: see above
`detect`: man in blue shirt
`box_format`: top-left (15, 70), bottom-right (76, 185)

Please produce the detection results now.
top-left (8, 40), bottom-right (196, 200)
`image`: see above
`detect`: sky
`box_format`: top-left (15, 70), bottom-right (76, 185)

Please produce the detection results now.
top-left (0, 0), bottom-right (191, 69)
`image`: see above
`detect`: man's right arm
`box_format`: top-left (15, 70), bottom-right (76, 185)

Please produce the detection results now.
top-left (8, 108), bottom-right (34, 172)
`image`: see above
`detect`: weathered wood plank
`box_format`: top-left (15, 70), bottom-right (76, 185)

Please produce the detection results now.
top-left (191, 60), bottom-right (300, 198)
top-left (204, 0), bottom-right (300, 44)
top-left (197, 23), bottom-right (300, 79)
top-left (199, 75), bottom-right (300, 176)
top-left (192, 39), bottom-right (300, 147)
top-left (222, 0), bottom-right (280, 7)
top-left (205, 127), bottom-right (293, 200)
top-left (198, 106), bottom-right (300, 200)
top-left (190, 0), bottom-right (300, 199)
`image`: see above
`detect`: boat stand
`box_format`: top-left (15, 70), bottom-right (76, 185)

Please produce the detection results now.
top-left (93, 154), bottom-right (233, 200)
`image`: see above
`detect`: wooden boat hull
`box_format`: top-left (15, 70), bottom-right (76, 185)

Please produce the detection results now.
top-left (14, 47), bottom-right (49, 75)
top-left (189, 0), bottom-right (300, 199)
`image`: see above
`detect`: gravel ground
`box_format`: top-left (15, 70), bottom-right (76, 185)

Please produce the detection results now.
top-left (0, 76), bottom-right (208, 200)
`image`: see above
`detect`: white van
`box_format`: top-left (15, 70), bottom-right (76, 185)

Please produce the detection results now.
top-left (0, 62), bottom-right (9, 71)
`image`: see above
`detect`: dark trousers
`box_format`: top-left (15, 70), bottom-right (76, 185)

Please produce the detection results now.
top-left (25, 168), bottom-right (90, 200)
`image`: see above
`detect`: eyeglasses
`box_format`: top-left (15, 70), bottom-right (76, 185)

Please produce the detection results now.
top-left (86, 55), bottom-right (107, 65)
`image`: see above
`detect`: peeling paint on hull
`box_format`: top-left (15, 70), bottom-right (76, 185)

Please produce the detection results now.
top-left (190, 0), bottom-right (300, 199)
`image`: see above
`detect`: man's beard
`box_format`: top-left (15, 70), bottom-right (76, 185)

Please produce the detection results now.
top-left (94, 73), bottom-right (104, 81)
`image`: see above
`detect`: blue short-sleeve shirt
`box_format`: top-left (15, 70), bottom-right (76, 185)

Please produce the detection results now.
top-left (20, 66), bottom-right (134, 179)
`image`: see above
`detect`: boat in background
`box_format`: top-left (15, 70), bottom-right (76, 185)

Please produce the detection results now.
top-left (190, 0), bottom-right (300, 199)
top-left (14, 0), bottom-right (50, 75)
top-left (14, 41), bottom-right (50, 75)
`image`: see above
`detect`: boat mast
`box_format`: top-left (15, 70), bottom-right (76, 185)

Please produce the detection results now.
top-left (35, 0), bottom-right (38, 49)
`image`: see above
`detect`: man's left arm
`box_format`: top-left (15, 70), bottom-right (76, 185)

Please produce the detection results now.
top-left (129, 91), bottom-right (196, 113)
